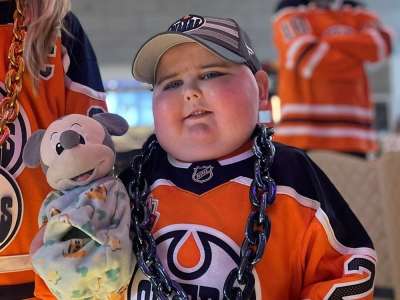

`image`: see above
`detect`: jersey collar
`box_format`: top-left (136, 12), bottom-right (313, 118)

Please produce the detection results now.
top-left (167, 140), bottom-right (254, 169)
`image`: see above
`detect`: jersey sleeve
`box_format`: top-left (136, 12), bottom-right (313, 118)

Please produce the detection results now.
top-left (61, 12), bottom-right (108, 116)
top-left (273, 11), bottom-right (318, 71)
top-left (298, 155), bottom-right (376, 299)
top-left (321, 9), bottom-right (392, 64)
top-left (273, 11), bottom-right (357, 77)
top-left (272, 144), bottom-right (376, 298)
top-left (300, 219), bottom-right (375, 299)
top-left (273, 8), bottom-right (392, 79)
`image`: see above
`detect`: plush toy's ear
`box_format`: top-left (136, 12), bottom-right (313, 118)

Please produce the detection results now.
top-left (92, 113), bottom-right (129, 136)
top-left (23, 130), bottom-right (45, 168)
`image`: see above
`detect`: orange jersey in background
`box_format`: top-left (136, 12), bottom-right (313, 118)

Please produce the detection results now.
top-left (272, 2), bottom-right (392, 153)
top-left (0, 7), bottom-right (107, 290)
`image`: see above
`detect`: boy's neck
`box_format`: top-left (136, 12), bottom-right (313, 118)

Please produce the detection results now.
top-left (169, 139), bottom-right (253, 165)
top-left (218, 140), bottom-right (253, 161)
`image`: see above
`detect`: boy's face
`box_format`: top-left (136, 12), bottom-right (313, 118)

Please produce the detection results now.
top-left (153, 42), bottom-right (268, 162)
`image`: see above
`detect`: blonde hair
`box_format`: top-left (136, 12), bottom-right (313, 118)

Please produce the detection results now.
top-left (22, 0), bottom-right (71, 82)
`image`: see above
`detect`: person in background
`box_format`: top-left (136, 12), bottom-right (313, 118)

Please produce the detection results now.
top-left (0, 0), bottom-right (107, 298)
top-left (272, 0), bottom-right (393, 158)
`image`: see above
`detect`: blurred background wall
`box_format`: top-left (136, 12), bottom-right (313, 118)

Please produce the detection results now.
top-left (70, 0), bottom-right (400, 134)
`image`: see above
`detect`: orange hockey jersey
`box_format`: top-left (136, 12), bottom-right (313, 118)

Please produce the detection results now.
top-left (272, 1), bottom-right (392, 153)
top-left (0, 3), bottom-right (107, 293)
top-left (119, 140), bottom-right (376, 299)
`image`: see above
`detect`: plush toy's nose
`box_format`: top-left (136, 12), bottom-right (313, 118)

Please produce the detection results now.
top-left (60, 130), bottom-right (81, 149)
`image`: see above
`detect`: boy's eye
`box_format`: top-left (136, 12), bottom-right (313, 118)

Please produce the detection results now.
top-left (201, 71), bottom-right (224, 80)
top-left (163, 80), bottom-right (183, 91)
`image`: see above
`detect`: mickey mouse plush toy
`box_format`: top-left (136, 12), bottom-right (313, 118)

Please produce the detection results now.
top-left (23, 113), bottom-right (134, 300)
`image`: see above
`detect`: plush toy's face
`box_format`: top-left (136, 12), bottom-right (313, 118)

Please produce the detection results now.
top-left (40, 115), bottom-right (115, 190)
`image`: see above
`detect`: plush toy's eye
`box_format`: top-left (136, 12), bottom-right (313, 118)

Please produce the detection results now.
top-left (56, 143), bottom-right (64, 155)
top-left (79, 135), bottom-right (85, 144)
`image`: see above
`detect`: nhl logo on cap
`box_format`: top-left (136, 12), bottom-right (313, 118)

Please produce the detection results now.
top-left (168, 15), bottom-right (205, 33)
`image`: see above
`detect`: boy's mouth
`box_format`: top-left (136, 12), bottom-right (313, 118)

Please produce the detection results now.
top-left (184, 110), bottom-right (211, 120)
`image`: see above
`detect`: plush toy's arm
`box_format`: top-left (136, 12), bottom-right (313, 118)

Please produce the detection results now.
top-left (92, 178), bottom-right (134, 249)
top-left (38, 190), bottom-right (64, 227)
top-left (31, 190), bottom-right (64, 269)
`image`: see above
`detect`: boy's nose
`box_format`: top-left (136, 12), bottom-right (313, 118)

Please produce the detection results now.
top-left (184, 87), bottom-right (201, 101)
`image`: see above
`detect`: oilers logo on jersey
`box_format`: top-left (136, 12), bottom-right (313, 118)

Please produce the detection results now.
top-left (0, 82), bottom-right (31, 177)
top-left (127, 224), bottom-right (261, 300)
top-left (0, 81), bottom-right (29, 252)
top-left (0, 167), bottom-right (23, 252)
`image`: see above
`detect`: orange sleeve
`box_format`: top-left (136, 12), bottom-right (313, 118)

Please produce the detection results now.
top-left (320, 9), bottom-right (392, 63)
top-left (64, 83), bottom-right (108, 116)
top-left (62, 12), bottom-right (109, 117)
top-left (273, 9), bottom-right (392, 77)
top-left (322, 31), bottom-right (391, 64)
top-left (273, 12), bottom-right (358, 75)
top-left (273, 12), bottom-right (318, 70)
top-left (358, 9), bottom-right (393, 56)
top-left (300, 217), bottom-right (376, 299)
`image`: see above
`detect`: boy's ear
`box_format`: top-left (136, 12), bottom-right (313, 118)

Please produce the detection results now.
top-left (254, 70), bottom-right (269, 103)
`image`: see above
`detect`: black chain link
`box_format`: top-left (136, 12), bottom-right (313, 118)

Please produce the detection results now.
top-left (223, 125), bottom-right (276, 300)
top-left (128, 136), bottom-right (187, 300)
top-left (128, 125), bottom-right (276, 300)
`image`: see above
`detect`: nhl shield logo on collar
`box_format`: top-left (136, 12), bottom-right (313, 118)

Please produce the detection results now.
top-left (192, 165), bottom-right (214, 183)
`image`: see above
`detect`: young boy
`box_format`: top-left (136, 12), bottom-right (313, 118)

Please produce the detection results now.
top-left (119, 14), bottom-right (376, 300)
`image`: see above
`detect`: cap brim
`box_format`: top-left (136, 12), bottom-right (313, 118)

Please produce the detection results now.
top-left (131, 32), bottom-right (247, 85)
